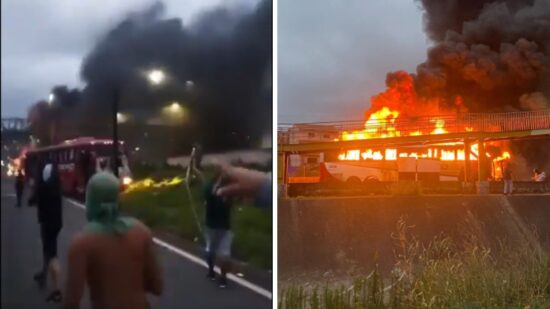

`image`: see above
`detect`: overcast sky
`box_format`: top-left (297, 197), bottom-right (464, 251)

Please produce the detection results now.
top-left (1, 0), bottom-right (256, 118)
top-left (278, 0), bottom-right (429, 123)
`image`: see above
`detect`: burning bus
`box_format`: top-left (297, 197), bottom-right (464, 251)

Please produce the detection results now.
top-left (284, 108), bottom-right (513, 184)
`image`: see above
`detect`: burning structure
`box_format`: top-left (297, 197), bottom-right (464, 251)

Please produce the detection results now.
top-left (338, 0), bottom-right (550, 167)
top-left (279, 0), bottom-right (550, 192)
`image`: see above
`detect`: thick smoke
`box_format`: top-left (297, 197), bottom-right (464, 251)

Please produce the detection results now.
top-left (368, 0), bottom-right (550, 172)
top-left (373, 0), bottom-right (549, 116)
top-left (416, 0), bottom-right (550, 172)
top-left (414, 0), bottom-right (550, 112)
top-left (80, 0), bottom-right (272, 152)
top-left (29, 0), bottom-right (272, 154)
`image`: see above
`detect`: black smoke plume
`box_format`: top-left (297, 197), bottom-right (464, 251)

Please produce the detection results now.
top-left (80, 0), bottom-right (272, 152)
top-left (415, 0), bottom-right (549, 112)
top-left (416, 0), bottom-right (550, 172)
top-left (370, 0), bottom-right (549, 172)
top-left (29, 0), bottom-right (272, 154)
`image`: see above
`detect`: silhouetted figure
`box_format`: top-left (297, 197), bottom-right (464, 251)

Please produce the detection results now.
top-left (503, 165), bottom-right (513, 195)
top-left (63, 172), bottom-right (162, 309)
top-left (98, 158), bottom-right (108, 171)
top-left (15, 169), bottom-right (25, 207)
top-left (29, 162), bottom-right (63, 302)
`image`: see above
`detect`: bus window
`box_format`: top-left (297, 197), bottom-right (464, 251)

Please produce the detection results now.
top-left (70, 149), bottom-right (74, 161)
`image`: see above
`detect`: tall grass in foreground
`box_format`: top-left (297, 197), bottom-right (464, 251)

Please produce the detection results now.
top-left (279, 220), bottom-right (550, 308)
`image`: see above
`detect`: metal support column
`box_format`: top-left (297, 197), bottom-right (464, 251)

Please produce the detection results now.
top-left (476, 138), bottom-right (489, 194)
top-left (464, 139), bottom-right (470, 182)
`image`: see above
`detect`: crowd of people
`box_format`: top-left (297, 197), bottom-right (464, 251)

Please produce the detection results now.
top-left (12, 149), bottom-right (271, 308)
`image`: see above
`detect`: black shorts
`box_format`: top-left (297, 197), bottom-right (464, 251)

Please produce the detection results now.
top-left (40, 225), bottom-right (61, 260)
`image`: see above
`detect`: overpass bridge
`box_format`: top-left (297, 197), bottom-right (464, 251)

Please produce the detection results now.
top-left (1, 118), bottom-right (28, 132)
top-left (278, 110), bottom-right (550, 194)
top-left (1, 118), bottom-right (30, 160)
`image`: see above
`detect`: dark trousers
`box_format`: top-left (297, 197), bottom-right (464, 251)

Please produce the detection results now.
top-left (15, 188), bottom-right (23, 207)
top-left (39, 224), bottom-right (61, 271)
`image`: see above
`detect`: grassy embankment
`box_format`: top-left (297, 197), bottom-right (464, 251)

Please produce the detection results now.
top-left (119, 164), bottom-right (272, 270)
top-left (279, 219), bottom-right (550, 308)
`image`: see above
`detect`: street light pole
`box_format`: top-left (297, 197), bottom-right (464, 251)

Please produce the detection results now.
top-left (112, 88), bottom-right (120, 177)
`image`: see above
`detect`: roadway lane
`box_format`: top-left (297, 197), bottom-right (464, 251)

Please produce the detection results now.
top-left (1, 177), bottom-right (272, 308)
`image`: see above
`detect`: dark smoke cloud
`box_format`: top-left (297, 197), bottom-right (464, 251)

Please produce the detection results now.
top-left (414, 0), bottom-right (550, 112)
top-left (413, 0), bottom-right (550, 171)
top-left (367, 0), bottom-right (550, 171)
top-left (79, 0), bottom-right (272, 152)
top-left (51, 86), bottom-right (81, 108)
top-left (30, 0), bottom-right (271, 153)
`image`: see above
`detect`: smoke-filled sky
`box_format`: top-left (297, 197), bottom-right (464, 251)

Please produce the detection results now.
top-left (1, 0), bottom-right (257, 117)
top-left (279, 0), bottom-right (550, 123)
top-left (278, 0), bottom-right (428, 123)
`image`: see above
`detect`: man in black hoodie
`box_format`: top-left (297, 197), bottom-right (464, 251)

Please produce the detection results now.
top-left (29, 161), bottom-right (63, 302)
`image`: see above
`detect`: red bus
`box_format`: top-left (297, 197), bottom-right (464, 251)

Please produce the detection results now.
top-left (24, 137), bottom-right (132, 195)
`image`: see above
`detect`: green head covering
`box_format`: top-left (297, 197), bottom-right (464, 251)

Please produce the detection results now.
top-left (84, 172), bottom-right (135, 234)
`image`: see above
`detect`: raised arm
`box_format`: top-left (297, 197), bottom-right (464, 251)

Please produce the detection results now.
top-left (62, 235), bottom-right (87, 309)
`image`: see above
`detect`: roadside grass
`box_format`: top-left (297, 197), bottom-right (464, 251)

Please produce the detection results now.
top-left (119, 169), bottom-right (272, 270)
top-left (279, 221), bottom-right (550, 309)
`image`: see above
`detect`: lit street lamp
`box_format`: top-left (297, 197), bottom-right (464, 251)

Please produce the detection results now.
top-left (169, 102), bottom-right (182, 113)
top-left (117, 112), bottom-right (128, 123)
top-left (148, 69), bottom-right (166, 85)
top-left (48, 93), bottom-right (55, 105)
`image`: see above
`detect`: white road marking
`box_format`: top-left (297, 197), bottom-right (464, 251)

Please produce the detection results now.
top-left (65, 198), bottom-right (272, 300)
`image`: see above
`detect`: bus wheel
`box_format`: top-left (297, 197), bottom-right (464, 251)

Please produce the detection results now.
top-left (346, 176), bottom-right (361, 183)
top-left (363, 177), bottom-right (380, 183)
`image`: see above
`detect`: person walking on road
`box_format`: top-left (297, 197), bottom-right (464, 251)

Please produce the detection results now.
top-left (15, 169), bottom-right (25, 207)
top-left (29, 162), bottom-right (63, 302)
top-left (204, 170), bottom-right (235, 288)
top-left (503, 164), bottom-right (513, 196)
top-left (63, 172), bottom-right (162, 309)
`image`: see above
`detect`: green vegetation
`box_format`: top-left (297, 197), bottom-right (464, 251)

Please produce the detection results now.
top-left (120, 167), bottom-right (272, 270)
top-left (279, 222), bottom-right (550, 308)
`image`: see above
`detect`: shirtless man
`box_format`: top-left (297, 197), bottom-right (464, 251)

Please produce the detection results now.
top-left (63, 172), bottom-right (163, 309)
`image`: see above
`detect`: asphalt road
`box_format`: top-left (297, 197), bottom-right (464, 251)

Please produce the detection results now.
top-left (1, 177), bottom-right (272, 308)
